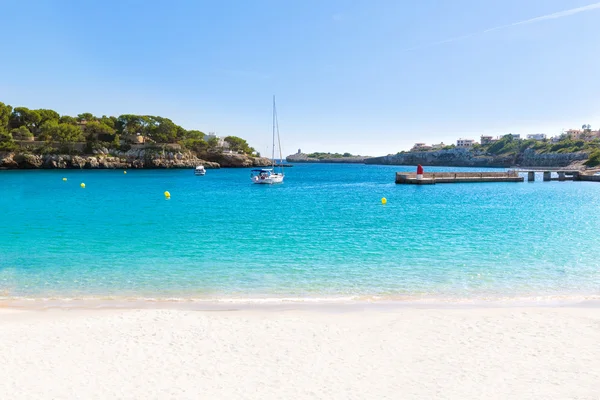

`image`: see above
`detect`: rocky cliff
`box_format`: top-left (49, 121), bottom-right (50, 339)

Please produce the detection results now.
top-left (365, 148), bottom-right (588, 168)
top-left (517, 149), bottom-right (588, 167)
top-left (0, 148), bottom-right (270, 170)
top-left (204, 152), bottom-right (272, 168)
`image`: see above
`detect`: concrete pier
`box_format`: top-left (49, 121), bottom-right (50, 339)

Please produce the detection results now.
top-left (521, 169), bottom-right (590, 182)
top-left (579, 173), bottom-right (600, 182)
top-left (395, 169), bottom-right (598, 184)
top-left (543, 171), bottom-right (551, 181)
top-left (395, 171), bottom-right (523, 184)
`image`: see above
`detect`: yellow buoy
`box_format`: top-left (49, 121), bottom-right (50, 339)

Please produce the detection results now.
top-left (381, 197), bottom-right (387, 204)
top-left (124, 171), bottom-right (127, 174)
top-left (164, 191), bottom-right (171, 198)
top-left (80, 183), bottom-right (86, 188)
top-left (62, 178), bottom-right (67, 181)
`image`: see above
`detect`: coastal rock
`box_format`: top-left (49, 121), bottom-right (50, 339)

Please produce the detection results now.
top-left (0, 152), bottom-right (19, 169)
top-left (13, 153), bottom-right (43, 168)
top-left (2, 148), bottom-right (248, 170)
top-left (252, 157), bottom-right (273, 167)
top-left (286, 153), bottom-right (320, 162)
top-left (85, 157), bottom-right (100, 169)
top-left (71, 156), bottom-right (86, 169)
top-left (204, 152), bottom-right (271, 168)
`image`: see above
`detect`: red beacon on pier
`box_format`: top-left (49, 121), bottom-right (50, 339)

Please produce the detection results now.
top-left (417, 164), bottom-right (424, 180)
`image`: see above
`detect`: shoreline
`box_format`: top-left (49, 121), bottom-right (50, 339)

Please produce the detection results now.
top-left (3, 294), bottom-right (600, 311)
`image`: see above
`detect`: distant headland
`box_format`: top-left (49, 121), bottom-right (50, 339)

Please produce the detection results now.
top-left (286, 150), bottom-right (369, 164)
top-left (0, 101), bottom-right (271, 169)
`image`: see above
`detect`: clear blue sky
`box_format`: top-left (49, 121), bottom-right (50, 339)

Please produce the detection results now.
top-left (1, 0), bottom-right (599, 156)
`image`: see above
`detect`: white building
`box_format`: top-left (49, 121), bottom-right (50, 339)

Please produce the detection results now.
top-left (204, 133), bottom-right (229, 148)
top-left (431, 142), bottom-right (445, 150)
top-left (526, 134), bottom-right (547, 141)
top-left (456, 138), bottom-right (475, 148)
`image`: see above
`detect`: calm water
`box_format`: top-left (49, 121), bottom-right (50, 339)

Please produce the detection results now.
top-left (1, 164), bottom-right (599, 302)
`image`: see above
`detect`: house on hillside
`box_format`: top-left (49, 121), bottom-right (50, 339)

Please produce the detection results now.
top-left (480, 135), bottom-right (494, 145)
top-left (565, 129), bottom-right (582, 138)
top-left (456, 138), bottom-right (475, 148)
top-left (205, 133), bottom-right (230, 149)
top-left (526, 134), bottom-right (547, 141)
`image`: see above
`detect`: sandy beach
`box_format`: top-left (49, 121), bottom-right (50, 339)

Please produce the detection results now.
top-left (1, 305), bottom-right (599, 399)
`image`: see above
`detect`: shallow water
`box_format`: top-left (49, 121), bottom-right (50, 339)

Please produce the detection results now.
top-left (1, 164), bottom-right (599, 302)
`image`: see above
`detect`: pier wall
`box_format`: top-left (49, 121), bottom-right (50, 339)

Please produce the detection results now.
top-left (395, 171), bottom-right (523, 184)
top-left (579, 174), bottom-right (600, 182)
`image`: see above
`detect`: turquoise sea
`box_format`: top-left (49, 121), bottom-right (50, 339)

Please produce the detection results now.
top-left (1, 164), bottom-right (599, 303)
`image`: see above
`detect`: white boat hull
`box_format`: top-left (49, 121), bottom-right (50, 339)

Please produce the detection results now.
top-left (252, 173), bottom-right (284, 184)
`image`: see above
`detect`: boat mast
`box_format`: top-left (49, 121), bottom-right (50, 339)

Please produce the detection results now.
top-left (275, 100), bottom-right (284, 176)
top-left (272, 95), bottom-right (276, 169)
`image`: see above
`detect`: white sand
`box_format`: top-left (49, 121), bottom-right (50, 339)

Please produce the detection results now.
top-left (1, 306), bottom-right (599, 399)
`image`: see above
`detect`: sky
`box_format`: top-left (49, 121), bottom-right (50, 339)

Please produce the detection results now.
top-left (1, 0), bottom-right (599, 156)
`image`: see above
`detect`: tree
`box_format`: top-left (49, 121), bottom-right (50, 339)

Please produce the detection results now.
top-left (38, 120), bottom-right (59, 141)
top-left (186, 130), bottom-right (205, 140)
top-left (116, 114), bottom-right (144, 135)
top-left (77, 113), bottom-right (96, 122)
top-left (59, 115), bottom-right (77, 125)
top-left (54, 123), bottom-right (84, 143)
top-left (85, 120), bottom-right (115, 141)
top-left (0, 102), bottom-right (12, 132)
top-left (224, 136), bottom-right (251, 153)
top-left (39, 121), bottom-right (83, 143)
top-left (145, 117), bottom-right (178, 143)
top-left (182, 138), bottom-right (208, 153)
top-left (11, 126), bottom-right (33, 140)
top-left (207, 136), bottom-right (220, 149)
top-left (35, 109), bottom-right (60, 126)
top-left (0, 130), bottom-right (16, 151)
top-left (9, 107), bottom-right (41, 131)
top-left (100, 115), bottom-right (117, 129)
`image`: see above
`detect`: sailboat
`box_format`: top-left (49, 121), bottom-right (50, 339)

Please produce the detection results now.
top-left (250, 96), bottom-right (285, 184)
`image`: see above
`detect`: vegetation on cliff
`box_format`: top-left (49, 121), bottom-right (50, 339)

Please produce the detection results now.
top-left (305, 152), bottom-right (359, 159)
top-left (0, 101), bottom-right (257, 158)
top-left (584, 150), bottom-right (600, 167)
top-left (477, 135), bottom-right (599, 156)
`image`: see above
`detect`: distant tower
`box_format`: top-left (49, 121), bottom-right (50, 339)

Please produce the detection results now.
top-left (297, 148), bottom-right (301, 154)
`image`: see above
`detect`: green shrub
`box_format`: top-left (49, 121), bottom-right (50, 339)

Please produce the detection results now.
top-left (584, 150), bottom-right (600, 167)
